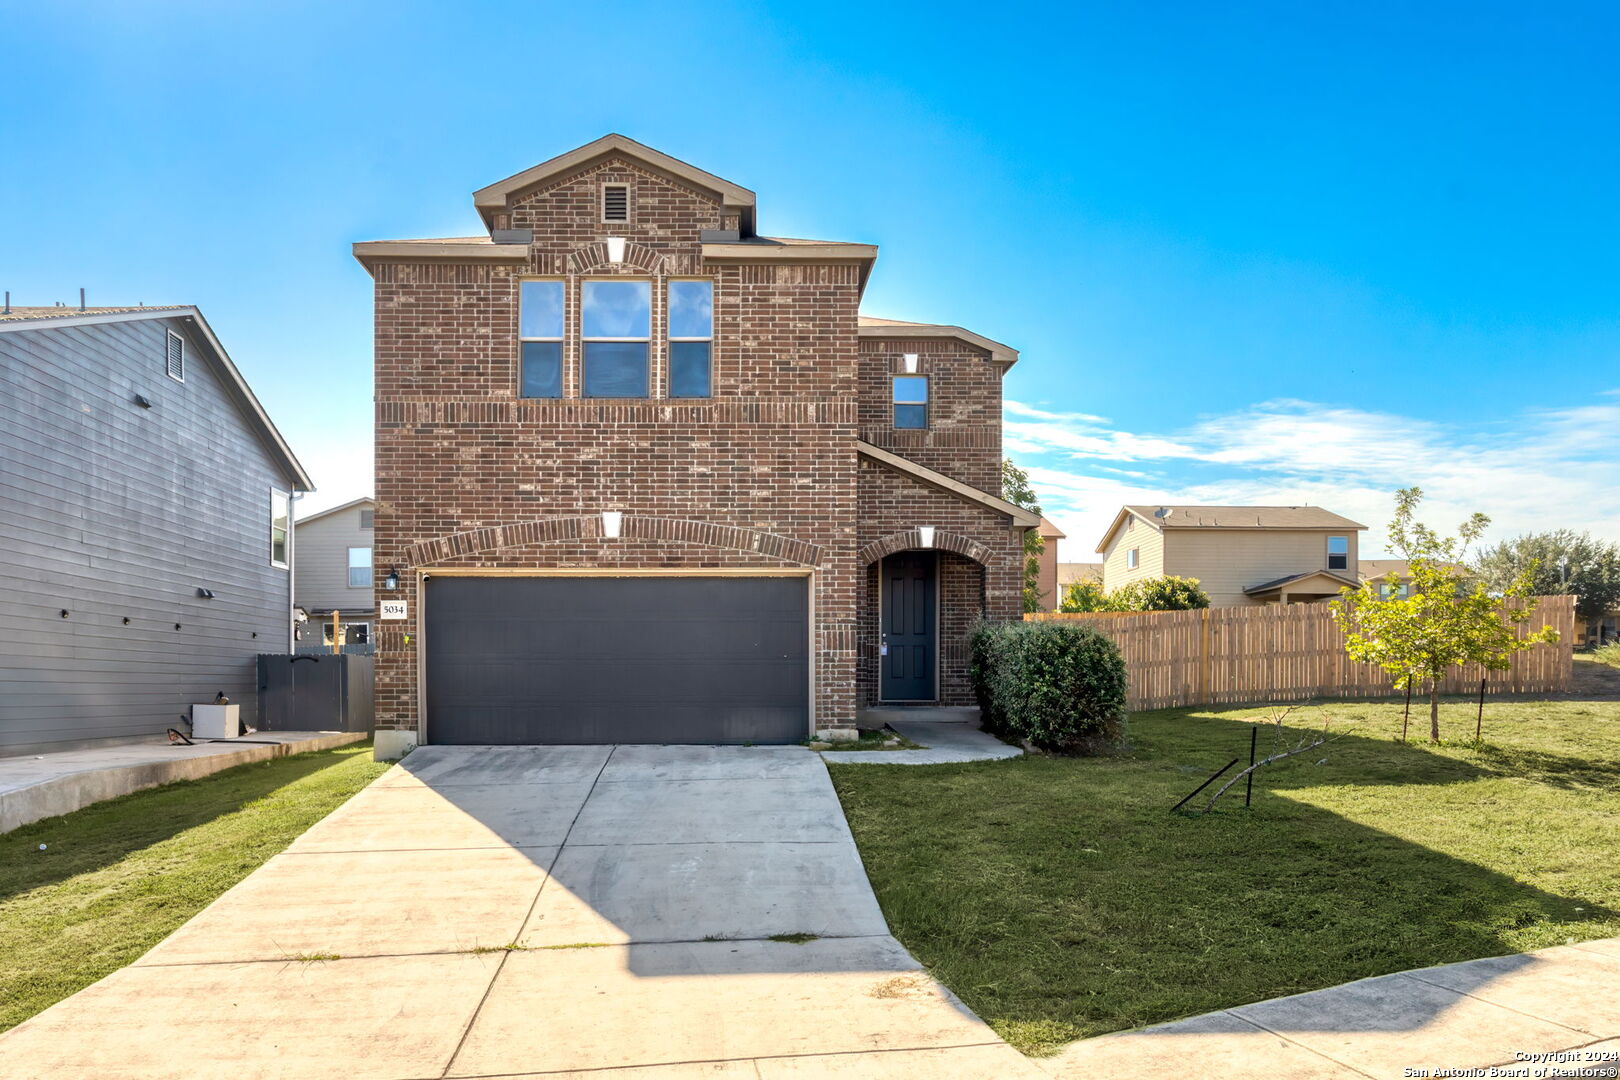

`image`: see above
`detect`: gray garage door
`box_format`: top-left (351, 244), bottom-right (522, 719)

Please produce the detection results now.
top-left (424, 576), bottom-right (809, 745)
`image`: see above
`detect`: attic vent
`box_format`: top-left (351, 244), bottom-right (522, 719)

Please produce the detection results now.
top-left (165, 330), bottom-right (185, 381)
top-left (359, 509), bottom-right (375, 529)
top-left (602, 184), bottom-right (629, 222)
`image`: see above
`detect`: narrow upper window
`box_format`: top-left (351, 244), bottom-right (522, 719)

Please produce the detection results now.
top-left (270, 490), bottom-right (290, 569)
top-left (582, 279), bottom-right (650, 397)
top-left (1327, 535), bottom-right (1349, 570)
top-left (668, 280), bottom-right (713, 398)
top-left (893, 376), bottom-right (928, 429)
top-left (348, 546), bottom-right (373, 588)
top-left (1127, 547), bottom-right (1140, 570)
top-left (165, 330), bottom-right (185, 381)
top-left (602, 183), bottom-right (630, 222)
top-left (359, 508), bottom-right (375, 530)
top-left (519, 280), bottom-right (565, 398)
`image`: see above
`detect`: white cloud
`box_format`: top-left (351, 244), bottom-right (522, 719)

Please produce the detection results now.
top-left (1010, 394), bottom-right (1620, 558)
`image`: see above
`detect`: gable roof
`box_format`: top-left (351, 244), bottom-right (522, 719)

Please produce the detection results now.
top-left (856, 440), bottom-right (1040, 527)
top-left (1243, 569), bottom-right (1362, 596)
top-left (296, 496), bottom-right (375, 527)
top-left (1037, 516), bottom-right (1066, 539)
top-left (472, 134), bottom-right (757, 232)
top-left (857, 315), bottom-right (1019, 367)
top-left (0, 306), bottom-right (313, 491)
top-left (1096, 504), bottom-right (1366, 552)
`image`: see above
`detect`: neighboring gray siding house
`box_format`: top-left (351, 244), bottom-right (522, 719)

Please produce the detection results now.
top-left (0, 305), bottom-right (312, 754)
top-left (293, 496), bottom-right (376, 653)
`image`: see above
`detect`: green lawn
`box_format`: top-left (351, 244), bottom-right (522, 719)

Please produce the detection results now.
top-left (829, 699), bottom-right (1620, 1057)
top-left (0, 741), bottom-right (389, 1032)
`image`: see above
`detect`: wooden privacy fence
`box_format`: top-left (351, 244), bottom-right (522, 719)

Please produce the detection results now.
top-left (1024, 596), bottom-right (1575, 711)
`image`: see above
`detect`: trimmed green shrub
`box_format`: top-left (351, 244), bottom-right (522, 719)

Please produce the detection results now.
top-left (970, 620), bottom-right (1128, 754)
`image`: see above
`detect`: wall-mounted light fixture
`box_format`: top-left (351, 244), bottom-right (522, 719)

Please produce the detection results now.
top-left (196, 588), bottom-right (215, 599)
top-left (134, 394), bottom-right (153, 409)
top-left (383, 567), bottom-right (400, 591)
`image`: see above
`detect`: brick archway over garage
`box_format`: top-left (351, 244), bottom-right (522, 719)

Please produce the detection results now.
top-left (403, 514), bottom-right (822, 568)
top-left (858, 529), bottom-right (994, 567)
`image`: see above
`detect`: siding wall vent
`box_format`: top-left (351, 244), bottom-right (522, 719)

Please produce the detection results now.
top-left (602, 184), bottom-right (629, 222)
top-left (165, 330), bottom-right (185, 381)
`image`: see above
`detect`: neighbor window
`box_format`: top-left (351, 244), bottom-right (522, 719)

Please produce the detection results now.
top-left (1379, 582), bottom-right (1409, 599)
top-left (893, 376), bottom-right (928, 429)
top-left (359, 508), bottom-right (374, 530)
top-left (668, 280), bottom-right (713, 398)
top-left (348, 546), bottom-right (373, 588)
top-left (1328, 535), bottom-right (1349, 570)
top-left (519, 280), bottom-right (564, 398)
top-left (270, 490), bottom-right (290, 568)
top-left (582, 279), bottom-right (650, 397)
top-left (1126, 547), bottom-right (1140, 570)
top-left (165, 330), bottom-right (185, 381)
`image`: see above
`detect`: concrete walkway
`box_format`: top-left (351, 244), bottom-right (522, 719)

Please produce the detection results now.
top-left (0, 730), bottom-right (366, 833)
top-left (1043, 937), bottom-right (1620, 1080)
top-left (824, 716), bottom-right (1023, 765)
top-left (0, 744), bottom-right (1042, 1079)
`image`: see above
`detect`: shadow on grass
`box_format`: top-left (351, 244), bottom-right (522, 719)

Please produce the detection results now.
top-left (0, 745), bottom-right (371, 906)
top-left (829, 704), bottom-right (1620, 1053)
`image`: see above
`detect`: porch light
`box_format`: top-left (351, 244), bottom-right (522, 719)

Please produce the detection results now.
top-left (383, 568), bottom-right (400, 591)
top-left (605, 237), bottom-right (627, 263)
top-left (602, 510), bottom-right (623, 538)
top-left (917, 526), bottom-right (935, 548)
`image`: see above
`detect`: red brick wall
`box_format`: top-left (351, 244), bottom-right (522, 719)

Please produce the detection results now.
top-left (859, 336), bottom-right (1004, 493)
top-left (369, 160), bottom-right (861, 736)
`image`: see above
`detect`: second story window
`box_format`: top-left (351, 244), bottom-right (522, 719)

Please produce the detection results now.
top-left (519, 280), bottom-right (564, 398)
top-left (668, 280), bottom-right (713, 398)
top-left (1328, 535), bottom-right (1349, 570)
top-left (348, 546), bottom-right (373, 588)
top-left (583, 279), bottom-right (650, 398)
top-left (1127, 547), bottom-right (1139, 570)
top-left (270, 490), bottom-right (290, 569)
top-left (893, 376), bottom-right (928, 429)
top-left (359, 508), bottom-right (374, 530)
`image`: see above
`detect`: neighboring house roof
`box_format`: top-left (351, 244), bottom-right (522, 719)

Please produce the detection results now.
top-left (1058, 562), bottom-right (1104, 584)
top-left (1359, 559), bottom-right (1412, 579)
top-left (857, 315), bottom-right (1020, 367)
top-left (296, 496), bottom-right (376, 528)
top-left (856, 440), bottom-right (1041, 528)
top-left (1096, 504), bottom-right (1367, 552)
top-left (0, 304), bottom-right (191, 322)
top-left (1243, 569), bottom-right (1362, 596)
top-left (471, 133), bottom-right (758, 233)
top-left (0, 305), bottom-right (313, 491)
top-left (1037, 516), bottom-right (1066, 539)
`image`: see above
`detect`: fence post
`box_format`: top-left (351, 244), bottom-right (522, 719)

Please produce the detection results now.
top-left (1198, 608), bottom-right (1211, 705)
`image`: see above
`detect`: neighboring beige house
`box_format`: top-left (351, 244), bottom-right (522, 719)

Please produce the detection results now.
top-left (1033, 517), bottom-right (1066, 610)
top-left (1358, 559), bottom-right (1415, 597)
top-left (292, 497), bottom-right (376, 653)
top-left (1095, 505), bottom-right (1366, 606)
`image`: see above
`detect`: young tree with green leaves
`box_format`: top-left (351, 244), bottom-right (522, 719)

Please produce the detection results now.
top-left (1332, 488), bottom-right (1559, 743)
top-left (1001, 459), bottom-right (1045, 613)
top-left (1058, 575), bottom-right (1210, 612)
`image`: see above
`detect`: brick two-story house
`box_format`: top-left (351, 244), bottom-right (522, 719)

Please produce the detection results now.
top-left (355, 135), bottom-right (1036, 757)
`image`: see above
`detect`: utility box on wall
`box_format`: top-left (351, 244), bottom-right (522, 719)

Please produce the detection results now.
top-left (256, 654), bottom-right (373, 733)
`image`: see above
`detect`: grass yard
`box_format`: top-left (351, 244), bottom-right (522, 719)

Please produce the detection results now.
top-left (0, 741), bottom-right (389, 1032)
top-left (829, 699), bottom-right (1620, 1057)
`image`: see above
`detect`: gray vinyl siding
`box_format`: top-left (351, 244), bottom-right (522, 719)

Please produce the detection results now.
top-left (293, 503), bottom-right (376, 615)
top-left (0, 316), bottom-right (300, 755)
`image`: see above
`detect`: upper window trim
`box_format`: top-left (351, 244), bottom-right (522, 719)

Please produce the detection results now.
top-left (269, 488), bottom-right (290, 570)
top-left (165, 329), bottom-right (185, 382)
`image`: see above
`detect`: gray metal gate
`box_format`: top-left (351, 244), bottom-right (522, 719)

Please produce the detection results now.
top-left (256, 654), bottom-right (374, 733)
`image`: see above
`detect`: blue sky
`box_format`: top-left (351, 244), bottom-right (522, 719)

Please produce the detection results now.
top-left (4, 0), bottom-right (1616, 555)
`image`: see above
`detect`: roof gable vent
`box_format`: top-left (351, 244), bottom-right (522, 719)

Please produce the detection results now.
top-left (602, 184), bottom-right (629, 222)
top-left (165, 330), bottom-right (185, 381)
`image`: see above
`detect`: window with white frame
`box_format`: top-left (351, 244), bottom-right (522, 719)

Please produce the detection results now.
top-left (270, 490), bottom-right (290, 568)
top-left (1327, 535), bottom-right (1350, 570)
top-left (892, 376), bottom-right (928, 429)
top-left (348, 546), bottom-right (373, 588)
top-left (165, 330), bottom-right (185, 381)
top-left (519, 280), bottom-right (564, 398)
top-left (667, 280), bottom-right (713, 398)
top-left (582, 279), bottom-right (651, 397)
top-left (1126, 547), bottom-right (1140, 570)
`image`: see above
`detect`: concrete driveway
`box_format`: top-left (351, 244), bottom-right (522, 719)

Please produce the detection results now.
top-left (0, 744), bottom-right (1039, 1079)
